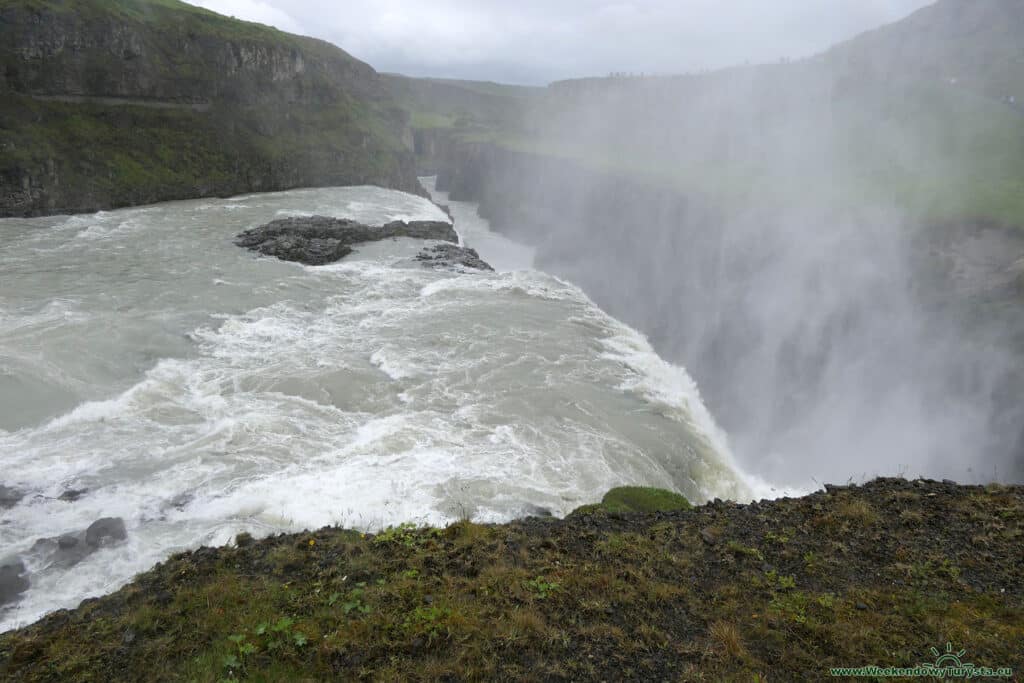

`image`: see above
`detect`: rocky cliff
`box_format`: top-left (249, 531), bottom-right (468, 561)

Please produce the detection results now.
top-left (0, 0), bottom-right (423, 216)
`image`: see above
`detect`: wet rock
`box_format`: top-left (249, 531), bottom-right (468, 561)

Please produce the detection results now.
top-left (86, 518), bottom-right (127, 547)
top-left (520, 504), bottom-right (553, 518)
top-left (33, 534), bottom-right (90, 568)
top-left (0, 485), bottom-right (25, 509)
top-left (32, 517), bottom-right (128, 568)
top-left (235, 216), bottom-right (458, 266)
top-left (0, 556), bottom-right (30, 606)
top-left (169, 493), bottom-right (192, 509)
top-left (57, 534), bottom-right (80, 550)
top-left (58, 488), bottom-right (88, 502)
top-left (416, 243), bottom-right (494, 271)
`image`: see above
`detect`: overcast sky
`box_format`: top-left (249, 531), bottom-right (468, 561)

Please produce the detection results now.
top-left (187, 0), bottom-right (935, 84)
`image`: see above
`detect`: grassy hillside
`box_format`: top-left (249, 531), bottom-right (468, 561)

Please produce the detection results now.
top-left (829, 0), bottom-right (1024, 102)
top-left (0, 479), bottom-right (1020, 680)
top-left (382, 75), bottom-right (537, 133)
top-left (9, 0), bottom-right (286, 39)
top-left (397, 0), bottom-right (1024, 232)
top-left (0, 0), bottom-right (422, 215)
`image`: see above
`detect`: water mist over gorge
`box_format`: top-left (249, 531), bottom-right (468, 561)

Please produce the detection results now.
top-left (457, 165), bottom-right (1024, 486)
top-left (429, 1), bottom-right (1024, 487)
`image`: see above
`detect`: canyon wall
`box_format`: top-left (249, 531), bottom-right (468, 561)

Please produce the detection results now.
top-left (0, 0), bottom-right (423, 216)
top-left (436, 138), bottom-right (1024, 484)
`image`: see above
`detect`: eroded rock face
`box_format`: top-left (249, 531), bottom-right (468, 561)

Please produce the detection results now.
top-left (0, 2), bottom-right (425, 217)
top-left (235, 216), bottom-right (458, 266)
top-left (0, 557), bottom-right (30, 606)
top-left (416, 243), bottom-right (494, 271)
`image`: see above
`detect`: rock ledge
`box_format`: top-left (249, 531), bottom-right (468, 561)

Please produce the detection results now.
top-left (236, 216), bottom-right (458, 266)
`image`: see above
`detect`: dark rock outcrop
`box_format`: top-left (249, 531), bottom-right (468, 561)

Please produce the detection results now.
top-left (416, 243), bottom-right (494, 271)
top-left (85, 518), bottom-right (128, 547)
top-left (58, 488), bottom-right (88, 503)
top-left (0, 556), bottom-right (30, 607)
top-left (236, 216), bottom-right (457, 266)
top-left (0, 485), bottom-right (25, 510)
top-left (31, 517), bottom-right (128, 569)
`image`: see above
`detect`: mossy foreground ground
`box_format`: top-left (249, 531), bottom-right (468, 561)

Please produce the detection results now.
top-left (1, 479), bottom-right (1022, 681)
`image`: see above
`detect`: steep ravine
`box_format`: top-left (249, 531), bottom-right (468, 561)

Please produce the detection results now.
top-left (434, 138), bottom-right (1024, 484)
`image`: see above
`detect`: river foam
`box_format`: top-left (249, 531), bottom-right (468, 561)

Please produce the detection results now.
top-left (0, 182), bottom-right (763, 632)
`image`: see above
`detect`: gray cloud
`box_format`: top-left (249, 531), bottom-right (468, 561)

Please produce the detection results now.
top-left (189, 0), bottom-right (934, 84)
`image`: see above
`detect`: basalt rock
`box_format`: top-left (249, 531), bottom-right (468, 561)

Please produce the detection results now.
top-left (85, 518), bottom-right (128, 547)
top-left (416, 243), bottom-right (494, 271)
top-left (236, 216), bottom-right (458, 266)
top-left (58, 488), bottom-right (88, 503)
top-left (0, 485), bottom-right (24, 510)
top-left (0, 556), bottom-right (30, 607)
top-left (31, 517), bottom-right (128, 569)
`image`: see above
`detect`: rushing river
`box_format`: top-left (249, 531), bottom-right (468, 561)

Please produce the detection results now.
top-left (0, 179), bottom-right (760, 631)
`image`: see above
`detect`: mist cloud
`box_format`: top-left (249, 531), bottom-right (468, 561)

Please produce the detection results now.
top-left (187, 0), bottom-right (933, 84)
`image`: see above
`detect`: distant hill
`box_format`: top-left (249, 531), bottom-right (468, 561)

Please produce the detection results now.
top-left (0, 0), bottom-right (423, 216)
top-left (828, 0), bottom-right (1024, 102)
top-left (396, 0), bottom-right (1024, 230)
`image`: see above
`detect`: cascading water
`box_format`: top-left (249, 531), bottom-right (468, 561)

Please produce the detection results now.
top-left (0, 181), bottom-right (767, 631)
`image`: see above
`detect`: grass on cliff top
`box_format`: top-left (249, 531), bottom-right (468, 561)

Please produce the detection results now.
top-left (0, 93), bottom-right (411, 215)
top-left (10, 0), bottom-right (290, 42)
top-left (1, 478), bottom-right (1022, 681)
top-left (570, 486), bottom-right (693, 516)
top-left (426, 72), bottom-right (1024, 232)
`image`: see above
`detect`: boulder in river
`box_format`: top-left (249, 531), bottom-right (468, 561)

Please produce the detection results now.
top-left (0, 485), bottom-right (24, 509)
top-left (86, 517), bottom-right (127, 547)
top-left (235, 216), bottom-right (458, 266)
top-left (0, 556), bottom-right (30, 606)
top-left (58, 488), bottom-right (88, 503)
top-left (416, 244), bottom-right (494, 271)
top-left (31, 517), bottom-right (128, 569)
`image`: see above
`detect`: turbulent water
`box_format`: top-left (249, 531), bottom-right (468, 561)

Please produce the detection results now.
top-left (0, 180), bottom-right (760, 631)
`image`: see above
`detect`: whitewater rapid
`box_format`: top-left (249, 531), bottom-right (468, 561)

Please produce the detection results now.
top-left (1, 180), bottom-right (760, 631)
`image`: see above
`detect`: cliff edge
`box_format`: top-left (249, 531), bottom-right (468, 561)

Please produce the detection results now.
top-left (0, 479), bottom-right (1020, 680)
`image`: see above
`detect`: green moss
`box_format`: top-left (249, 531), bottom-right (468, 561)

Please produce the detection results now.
top-left (571, 486), bottom-right (692, 516)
